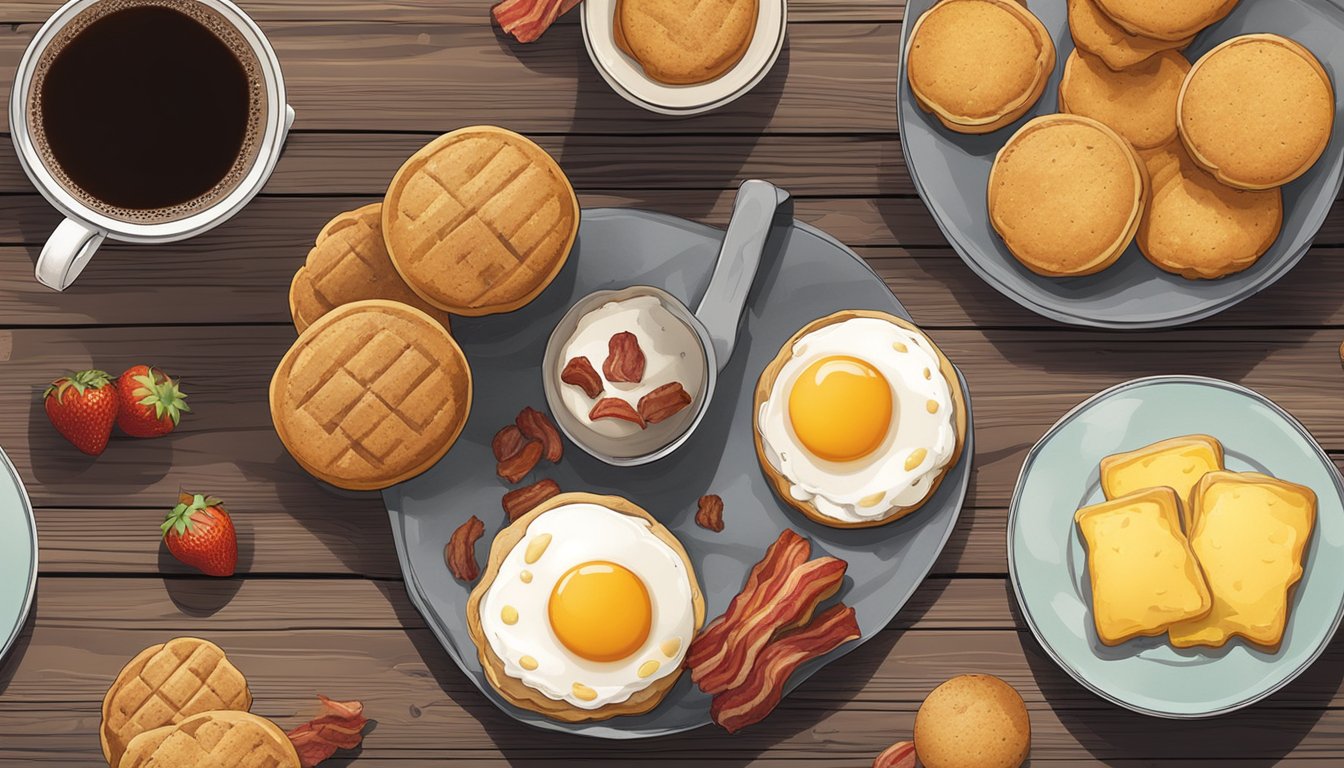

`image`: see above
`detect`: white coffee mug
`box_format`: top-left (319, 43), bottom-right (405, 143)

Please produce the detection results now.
top-left (10, 0), bottom-right (294, 291)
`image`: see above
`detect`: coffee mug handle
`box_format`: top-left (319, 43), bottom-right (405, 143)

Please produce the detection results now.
top-left (36, 218), bottom-right (105, 291)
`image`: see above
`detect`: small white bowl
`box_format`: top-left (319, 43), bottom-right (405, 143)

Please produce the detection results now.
top-left (581, 0), bottom-right (786, 116)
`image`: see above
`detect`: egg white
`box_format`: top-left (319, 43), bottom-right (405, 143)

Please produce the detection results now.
top-left (757, 317), bottom-right (957, 523)
top-left (479, 503), bottom-right (696, 709)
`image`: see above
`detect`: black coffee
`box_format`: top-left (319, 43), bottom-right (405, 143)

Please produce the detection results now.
top-left (31, 0), bottom-right (264, 222)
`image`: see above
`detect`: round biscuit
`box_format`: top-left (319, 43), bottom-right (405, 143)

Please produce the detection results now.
top-left (1066, 0), bottom-right (1190, 72)
top-left (1059, 48), bottom-right (1190, 150)
top-left (915, 674), bottom-right (1031, 768)
top-left (1092, 0), bottom-right (1239, 42)
top-left (614, 0), bottom-right (758, 85)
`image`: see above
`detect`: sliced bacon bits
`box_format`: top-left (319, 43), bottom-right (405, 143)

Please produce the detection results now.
top-left (491, 0), bottom-right (580, 44)
top-left (496, 439), bottom-right (542, 483)
top-left (871, 741), bottom-right (917, 768)
top-left (517, 406), bottom-right (563, 463)
top-left (492, 425), bottom-right (527, 463)
top-left (287, 695), bottom-right (370, 767)
top-left (696, 494), bottom-right (725, 532)
top-left (503, 479), bottom-right (561, 521)
top-left (561, 356), bottom-right (603, 398)
top-left (603, 331), bottom-right (645, 383)
top-left (445, 516), bottom-right (486, 581)
top-left (639, 382), bottom-right (692, 424)
top-left (709, 605), bottom-right (860, 734)
top-left (589, 397), bottom-right (646, 428)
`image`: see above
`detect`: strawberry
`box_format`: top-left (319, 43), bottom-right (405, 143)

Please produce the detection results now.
top-left (115, 365), bottom-right (190, 437)
top-left (161, 492), bottom-right (237, 577)
top-left (43, 369), bottom-right (118, 456)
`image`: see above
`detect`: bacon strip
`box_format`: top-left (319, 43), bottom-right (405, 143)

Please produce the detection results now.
top-left (686, 529), bottom-right (810, 669)
top-left (710, 605), bottom-right (860, 733)
top-left (692, 556), bottom-right (848, 694)
top-left (492, 0), bottom-right (581, 43)
top-left (287, 695), bottom-right (369, 767)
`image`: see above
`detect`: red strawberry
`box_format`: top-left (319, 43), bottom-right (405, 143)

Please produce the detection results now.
top-left (115, 365), bottom-right (190, 437)
top-left (43, 369), bottom-right (118, 456)
top-left (162, 492), bottom-right (237, 577)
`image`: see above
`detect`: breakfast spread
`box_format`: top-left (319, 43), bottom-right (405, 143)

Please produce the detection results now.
top-left (1080, 435), bottom-right (1317, 650)
top-left (1066, 0), bottom-right (1190, 71)
top-left (1059, 49), bottom-right (1190, 150)
top-left (100, 637), bottom-right (252, 767)
top-left (269, 300), bottom-right (471, 491)
top-left (755, 310), bottom-right (965, 528)
top-left (1093, 0), bottom-right (1238, 42)
top-left (1179, 35), bottom-right (1335, 191)
top-left (382, 126), bottom-right (579, 317)
top-left (613, 0), bottom-right (757, 85)
top-left (162, 492), bottom-right (238, 577)
top-left (466, 492), bottom-right (705, 722)
top-left (914, 674), bottom-right (1031, 768)
top-left (905, 0), bottom-right (1055, 135)
top-left (288, 203), bottom-right (453, 333)
top-left (989, 114), bottom-right (1147, 277)
top-left (119, 710), bottom-right (301, 768)
top-left (43, 364), bottom-right (190, 456)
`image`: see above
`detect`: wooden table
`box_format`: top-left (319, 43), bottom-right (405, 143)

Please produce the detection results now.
top-left (1, 0), bottom-right (1342, 764)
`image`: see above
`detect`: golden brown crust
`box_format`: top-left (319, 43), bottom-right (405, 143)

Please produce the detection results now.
top-left (751, 311), bottom-right (967, 529)
top-left (269, 300), bottom-right (472, 491)
top-left (465, 492), bottom-right (705, 722)
top-left (914, 674), bottom-right (1030, 768)
top-left (289, 203), bottom-right (454, 333)
top-left (1058, 48), bottom-right (1190, 150)
top-left (383, 126), bottom-right (579, 316)
top-left (1093, 0), bottom-right (1239, 42)
top-left (119, 710), bottom-right (299, 768)
top-left (1067, 0), bottom-right (1190, 72)
top-left (614, 0), bottom-right (758, 85)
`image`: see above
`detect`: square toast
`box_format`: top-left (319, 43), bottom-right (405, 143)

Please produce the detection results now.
top-left (1075, 487), bottom-right (1212, 646)
top-left (1100, 434), bottom-right (1225, 531)
top-left (1168, 471), bottom-right (1316, 649)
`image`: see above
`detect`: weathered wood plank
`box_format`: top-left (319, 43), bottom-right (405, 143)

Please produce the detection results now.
top-left (0, 22), bottom-right (901, 133)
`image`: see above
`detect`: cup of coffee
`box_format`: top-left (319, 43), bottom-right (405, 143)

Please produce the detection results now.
top-left (10, 0), bottom-right (294, 290)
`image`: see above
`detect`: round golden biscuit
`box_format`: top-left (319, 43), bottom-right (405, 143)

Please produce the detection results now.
top-left (1060, 48), bottom-right (1190, 150)
top-left (270, 300), bottom-right (471, 491)
top-left (101, 637), bottom-right (252, 768)
top-left (119, 710), bottom-right (299, 768)
top-left (613, 0), bottom-right (757, 85)
top-left (988, 114), bottom-right (1148, 277)
top-left (906, 0), bottom-right (1055, 134)
top-left (289, 203), bottom-right (454, 333)
top-left (465, 492), bottom-right (706, 722)
top-left (383, 126), bottom-right (579, 316)
top-left (915, 674), bottom-right (1031, 768)
top-left (752, 310), bottom-right (967, 529)
top-left (1138, 142), bottom-right (1283, 280)
top-left (1178, 34), bottom-right (1335, 190)
top-left (1093, 0), bottom-right (1239, 42)
top-left (1067, 0), bottom-right (1190, 72)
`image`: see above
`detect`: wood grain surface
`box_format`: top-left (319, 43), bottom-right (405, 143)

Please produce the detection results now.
top-left (0, 0), bottom-right (1341, 764)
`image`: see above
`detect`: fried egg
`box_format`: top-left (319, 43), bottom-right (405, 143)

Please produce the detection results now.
top-left (757, 317), bottom-right (957, 523)
top-left (478, 502), bottom-right (697, 709)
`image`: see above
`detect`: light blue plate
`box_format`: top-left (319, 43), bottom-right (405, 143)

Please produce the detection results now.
top-left (1009, 376), bottom-right (1344, 718)
top-left (0, 445), bottom-right (35, 665)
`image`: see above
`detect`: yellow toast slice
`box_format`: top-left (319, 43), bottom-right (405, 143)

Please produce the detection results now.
top-left (1168, 471), bottom-right (1316, 650)
top-left (1100, 434), bottom-right (1225, 531)
top-left (1075, 487), bottom-right (1212, 646)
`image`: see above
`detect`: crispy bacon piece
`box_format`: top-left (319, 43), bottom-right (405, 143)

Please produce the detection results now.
top-left (445, 515), bottom-right (485, 581)
top-left (492, 0), bottom-right (581, 44)
top-left (687, 529), bottom-right (810, 669)
top-left (492, 424), bottom-right (527, 463)
top-left (872, 741), bottom-right (917, 768)
top-left (691, 556), bottom-right (848, 694)
top-left (603, 331), bottom-right (646, 383)
top-left (589, 397), bottom-right (645, 428)
top-left (503, 479), bottom-right (561, 521)
top-left (497, 439), bottom-right (542, 483)
top-left (709, 604), bottom-right (860, 733)
top-left (561, 356), bottom-right (603, 398)
top-left (516, 406), bottom-right (563, 463)
top-left (287, 695), bottom-right (370, 767)
top-left (695, 494), bottom-right (725, 532)
top-left (639, 381), bottom-right (692, 424)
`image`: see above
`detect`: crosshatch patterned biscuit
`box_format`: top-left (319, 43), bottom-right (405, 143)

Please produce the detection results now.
top-left (613, 0), bottom-right (758, 85)
top-left (288, 203), bottom-right (454, 333)
top-left (270, 300), bottom-right (472, 491)
top-left (119, 710), bottom-right (300, 768)
top-left (100, 638), bottom-right (252, 768)
top-left (382, 126), bottom-right (579, 317)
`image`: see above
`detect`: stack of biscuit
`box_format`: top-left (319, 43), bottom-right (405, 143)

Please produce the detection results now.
top-left (272, 126), bottom-right (580, 490)
top-left (972, 1), bottom-right (1335, 281)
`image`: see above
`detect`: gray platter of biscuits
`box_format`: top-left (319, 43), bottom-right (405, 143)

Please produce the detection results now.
top-left (898, 0), bottom-right (1344, 329)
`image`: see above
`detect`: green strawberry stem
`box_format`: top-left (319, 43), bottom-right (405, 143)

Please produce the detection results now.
top-left (161, 493), bottom-right (224, 537)
top-left (43, 369), bottom-right (112, 403)
top-left (133, 369), bottom-right (191, 425)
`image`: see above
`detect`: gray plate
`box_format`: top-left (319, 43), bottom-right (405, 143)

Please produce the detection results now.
top-left (0, 444), bottom-right (36, 667)
top-left (898, 0), bottom-right (1344, 329)
top-left (383, 208), bottom-right (974, 738)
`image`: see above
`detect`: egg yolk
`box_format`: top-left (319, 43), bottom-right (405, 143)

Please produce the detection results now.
top-left (787, 355), bottom-right (893, 462)
top-left (548, 561), bottom-right (652, 662)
